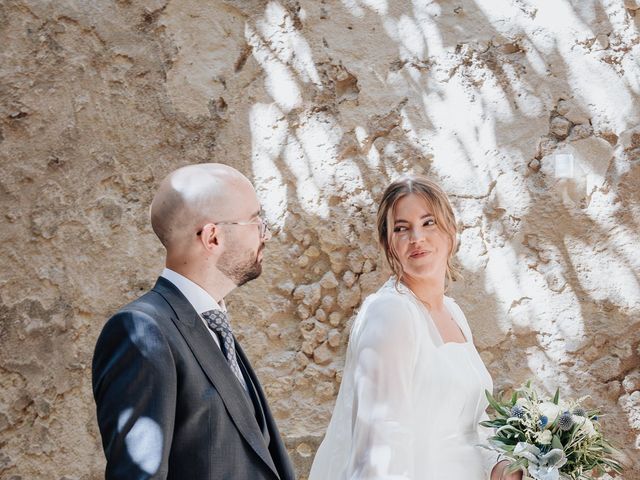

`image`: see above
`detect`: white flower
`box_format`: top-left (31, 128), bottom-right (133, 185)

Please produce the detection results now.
top-left (539, 402), bottom-right (561, 423)
top-left (536, 429), bottom-right (553, 445)
top-left (516, 397), bottom-right (531, 408)
top-left (573, 415), bottom-right (597, 438)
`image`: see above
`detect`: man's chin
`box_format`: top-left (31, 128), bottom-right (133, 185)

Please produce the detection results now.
top-left (253, 262), bottom-right (263, 277)
top-left (235, 263), bottom-right (263, 287)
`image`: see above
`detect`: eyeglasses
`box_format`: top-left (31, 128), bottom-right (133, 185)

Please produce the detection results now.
top-left (196, 216), bottom-right (270, 239)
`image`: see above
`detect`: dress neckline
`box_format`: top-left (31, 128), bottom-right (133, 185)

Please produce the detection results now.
top-left (385, 277), bottom-right (470, 348)
top-left (421, 301), bottom-right (469, 348)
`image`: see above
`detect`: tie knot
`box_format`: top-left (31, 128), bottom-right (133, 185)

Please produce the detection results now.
top-left (202, 309), bottom-right (231, 335)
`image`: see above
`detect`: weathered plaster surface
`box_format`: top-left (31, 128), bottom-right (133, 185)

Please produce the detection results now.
top-left (1, 0), bottom-right (638, 478)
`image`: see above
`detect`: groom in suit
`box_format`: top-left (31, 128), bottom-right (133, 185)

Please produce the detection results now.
top-left (92, 163), bottom-right (295, 480)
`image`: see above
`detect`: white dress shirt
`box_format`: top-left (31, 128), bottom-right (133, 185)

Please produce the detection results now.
top-left (161, 268), bottom-right (226, 349)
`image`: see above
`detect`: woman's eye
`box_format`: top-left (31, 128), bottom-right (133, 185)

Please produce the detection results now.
top-left (424, 219), bottom-right (436, 226)
top-left (393, 226), bottom-right (407, 232)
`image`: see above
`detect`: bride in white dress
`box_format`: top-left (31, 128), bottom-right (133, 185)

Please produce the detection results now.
top-left (309, 176), bottom-right (522, 480)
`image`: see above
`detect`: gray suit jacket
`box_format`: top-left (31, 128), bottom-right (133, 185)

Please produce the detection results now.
top-left (92, 277), bottom-right (296, 480)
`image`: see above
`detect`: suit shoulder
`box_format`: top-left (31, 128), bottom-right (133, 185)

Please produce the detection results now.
top-left (92, 292), bottom-right (178, 377)
top-left (95, 290), bottom-right (175, 351)
top-left (117, 289), bottom-right (172, 319)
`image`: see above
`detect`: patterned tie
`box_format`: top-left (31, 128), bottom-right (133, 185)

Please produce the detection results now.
top-left (201, 309), bottom-right (248, 391)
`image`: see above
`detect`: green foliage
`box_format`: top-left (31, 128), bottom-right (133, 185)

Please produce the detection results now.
top-left (552, 435), bottom-right (563, 450)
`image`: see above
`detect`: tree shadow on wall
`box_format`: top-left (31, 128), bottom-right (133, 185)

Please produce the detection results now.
top-left (240, 0), bottom-right (640, 475)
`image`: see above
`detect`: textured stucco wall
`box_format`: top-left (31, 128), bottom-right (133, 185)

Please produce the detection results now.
top-left (0, 0), bottom-right (639, 478)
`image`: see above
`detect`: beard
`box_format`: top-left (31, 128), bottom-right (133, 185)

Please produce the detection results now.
top-left (218, 243), bottom-right (264, 287)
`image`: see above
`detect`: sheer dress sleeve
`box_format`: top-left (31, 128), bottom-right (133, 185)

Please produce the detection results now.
top-left (345, 293), bottom-right (419, 480)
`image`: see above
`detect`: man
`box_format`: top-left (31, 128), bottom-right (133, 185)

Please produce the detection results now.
top-left (92, 163), bottom-right (295, 480)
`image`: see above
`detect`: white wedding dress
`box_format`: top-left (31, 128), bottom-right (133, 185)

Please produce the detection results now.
top-left (309, 277), bottom-right (499, 480)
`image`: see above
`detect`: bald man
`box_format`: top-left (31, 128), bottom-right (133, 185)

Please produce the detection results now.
top-left (92, 164), bottom-right (295, 480)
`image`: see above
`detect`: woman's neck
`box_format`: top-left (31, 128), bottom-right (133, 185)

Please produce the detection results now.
top-left (401, 275), bottom-right (445, 311)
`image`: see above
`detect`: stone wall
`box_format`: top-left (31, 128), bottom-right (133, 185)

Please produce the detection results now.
top-left (0, 0), bottom-right (639, 478)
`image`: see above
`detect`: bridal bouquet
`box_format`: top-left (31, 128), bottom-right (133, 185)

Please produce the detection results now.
top-left (481, 382), bottom-right (623, 480)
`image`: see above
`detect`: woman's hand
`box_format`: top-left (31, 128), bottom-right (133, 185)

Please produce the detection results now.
top-left (490, 460), bottom-right (523, 480)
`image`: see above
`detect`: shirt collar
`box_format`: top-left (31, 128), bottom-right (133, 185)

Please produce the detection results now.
top-left (160, 268), bottom-right (226, 314)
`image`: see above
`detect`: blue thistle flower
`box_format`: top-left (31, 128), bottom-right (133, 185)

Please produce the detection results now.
top-left (510, 405), bottom-right (525, 419)
top-left (572, 406), bottom-right (586, 417)
top-left (558, 411), bottom-right (574, 431)
top-left (539, 415), bottom-right (548, 428)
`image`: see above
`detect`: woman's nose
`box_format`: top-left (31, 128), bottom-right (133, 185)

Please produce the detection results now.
top-left (409, 227), bottom-right (424, 243)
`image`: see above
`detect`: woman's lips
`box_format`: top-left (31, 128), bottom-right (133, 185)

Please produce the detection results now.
top-left (409, 250), bottom-right (430, 258)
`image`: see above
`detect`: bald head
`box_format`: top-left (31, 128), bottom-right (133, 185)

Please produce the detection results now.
top-left (150, 163), bottom-right (256, 251)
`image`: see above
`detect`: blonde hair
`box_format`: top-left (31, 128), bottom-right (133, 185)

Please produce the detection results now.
top-left (376, 175), bottom-right (460, 288)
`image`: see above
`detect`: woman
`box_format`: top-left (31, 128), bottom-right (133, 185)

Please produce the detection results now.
top-left (309, 175), bottom-right (520, 480)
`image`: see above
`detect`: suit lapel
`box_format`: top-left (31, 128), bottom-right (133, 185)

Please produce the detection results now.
top-left (236, 341), bottom-right (295, 480)
top-left (152, 278), bottom-right (279, 479)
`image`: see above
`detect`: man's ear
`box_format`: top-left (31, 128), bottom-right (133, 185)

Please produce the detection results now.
top-left (199, 223), bottom-right (221, 252)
